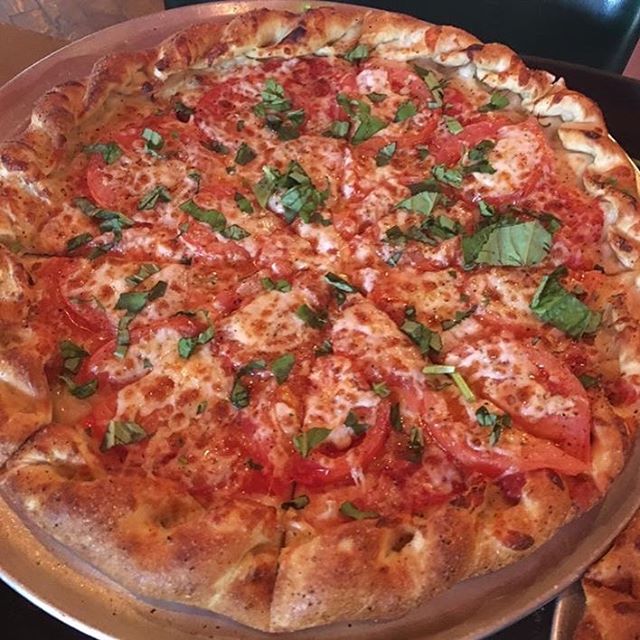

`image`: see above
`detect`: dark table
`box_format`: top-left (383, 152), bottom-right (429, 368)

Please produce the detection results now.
top-left (1, 58), bottom-right (639, 640)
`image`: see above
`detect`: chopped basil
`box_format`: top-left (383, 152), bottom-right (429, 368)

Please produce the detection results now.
top-left (174, 100), bottom-right (195, 122)
top-left (367, 92), bottom-right (387, 103)
top-left (390, 402), bottom-right (403, 432)
top-left (101, 420), bottom-right (148, 452)
top-left (59, 340), bottom-right (89, 374)
top-left (74, 197), bottom-right (133, 240)
top-left (178, 325), bottom-right (214, 359)
top-left (315, 339), bottom-right (333, 356)
top-left (238, 359), bottom-right (267, 376)
top-left (432, 164), bottom-right (464, 188)
top-left (236, 120), bottom-right (245, 131)
top-left (203, 139), bottom-right (230, 155)
top-left (281, 495), bottom-right (310, 510)
top-left (578, 373), bottom-right (599, 389)
top-left (324, 272), bottom-right (359, 298)
top-left (478, 200), bottom-right (495, 218)
top-left (401, 318), bottom-right (442, 355)
top-left (261, 277), bottom-right (291, 292)
top-left (371, 381), bottom-right (390, 398)
top-left (395, 101), bottom-right (418, 123)
top-left (196, 400), bottom-right (208, 415)
top-left (386, 250), bottom-right (403, 267)
top-left (254, 79), bottom-right (304, 140)
top-left (395, 191), bottom-right (438, 216)
top-left (115, 280), bottom-right (167, 314)
top-left (125, 263), bottom-right (160, 287)
top-left (230, 360), bottom-right (266, 408)
top-left (479, 92), bottom-right (509, 113)
top-left (344, 410), bottom-right (368, 436)
top-left (441, 306), bottom-right (477, 330)
top-left (293, 427), bottom-right (331, 458)
top-left (475, 405), bottom-right (512, 445)
top-left (416, 145), bottom-right (429, 160)
top-left (84, 141), bottom-right (122, 165)
top-left (413, 64), bottom-right (444, 108)
top-left (222, 224), bottom-right (251, 240)
top-left (59, 375), bottom-right (98, 399)
top-left (296, 304), bottom-right (328, 329)
top-left (324, 120), bottom-right (350, 139)
top-left (234, 192), bottom-right (254, 214)
top-left (336, 93), bottom-right (387, 144)
top-left (271, 353), bottom-right (295, 384)
top-left (246, 457), bottom-right (262, 470)
top-left (66, 233), bottom-right (93, 252)
top-left (406, 426), bottom-right (424, 463)
top-left (463, 220), bottom-right (552, 268)
top-left (537, 212), bottom-right (563, 234)
top-left (234, 142), bottom-right (257, 166)
top-left (339, 501), bottom-right (379, 520)
top-left (464, 139), bottom-right (496, 174)
top-left (375, 142), bottom-right (396, 167)
top-left (114, 313), bottom-right (134, 359)
top-left (343, 43), bottom-right (370, 63)
top-left (254, 78), bottom-right (291, 115)
top-left (530, 267), bottom-right (601, 337)
top-left (141, 128), bottom-right (164, 156)
top-left (180, 199), bottom-right (226, 233)
top-left (138, 185), bottom-right (171, 211)
top-left (444, 116), bottom-right (463, 135)
top-left (423, 365), bottom-right (476, 402)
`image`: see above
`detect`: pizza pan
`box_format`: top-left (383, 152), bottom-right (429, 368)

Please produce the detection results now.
top-left (550, 583), bottom-right (585, 640)
top-left (2, 2), bottom-right (640, 639)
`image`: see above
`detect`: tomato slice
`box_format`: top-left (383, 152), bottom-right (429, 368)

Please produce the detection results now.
top-left (292, 401), bottom-right (391, 487)
top-left (446, 335), bottom-right (591, 462)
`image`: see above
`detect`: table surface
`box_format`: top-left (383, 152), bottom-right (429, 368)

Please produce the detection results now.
top-left (0, 41), bottom-right (639, 640)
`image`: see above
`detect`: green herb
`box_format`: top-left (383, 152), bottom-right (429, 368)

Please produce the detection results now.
top-left (344, 43), bottom-right (370, 63)
top-left (406, 426), bottom-right (424, 463)
top-left (125, 263), bottom-right (160, 287)
top-left (235, 142), bottom-right (257, 166)
top-left (296, 303), bottom-right (328, 329)
top-left (261, 277), bottom-right (291, 292)
top-left (281, 495), bottom-right (310, 510)
top-left (464, 139), bottom-right (496, 174)
top-left (530, 267), bottom-right (601, 337)
top-left (375, 142), bottom-right (396, 167)
top-left (84, 141), bottom-right (122, 165)
top-left (324, 120), bottom-right (350, 139)
top-left (271, 353), bottom-right (295, 384)
top-left (196, 400), bottom-right (208, 415)
top-left (178, 325), bottom-right (214, 359)
top-left (463, 220), bottom-right (552, 268)
top-left (66, 233), bottom-right (93, 252)
top-left (141, 128), bottom-right (164, 156)
top-left (423, 365), bottom-right (476, 402)
top-left (230, 360), bottom-right (266, 409)
top-left (254, 78), bottom-right (291, 115)
top-left (413, 64), bottom-right (444, 108)
top-left (204, 139), bottom-right (230, 155)
top-left (367, 92), bottom-right (387, 103)
top-left (222, 224), bottom-right (250, 240)
top-left (238, 359), bottom-right (267, 376)
top-left (138, 185), bottom-right (171, 210)
top-left (315, 339), bottom-right (333, 356)
top-left (390, 402), bottom-right (403, 432)
top-left (344, 410), bottom-right (368, 436)
top-left (432, 164), bottom-right (464, 188)
top-left (339, 501), bottom-right (379, 520)
top-left (371, 381), bottom-right (390, 398)
top-left (475, 405), bottom-right (512, 445)
top-left (234, 192), bottom-right (254, 214)
top-left (395, 101), bottom-right (418, 123)
top-left (115, 280), bottom-right (167, 314)
top-left (395, 191), bottom-right (439, 216)
top-left (74, 197), bottom-right (134, 241)
top-left (478, 200), bottom-right (495, 218)
top-left (114, 313), bottom-right (134, 359)
top-left (400, 317), bottom-right (442, 355)
top-left (422, 364), bottom-right (456, 375)
top-left (479, 92), bottom-right (509, 113)
top-left (444, 116), bottom-right (463, 135)
top-left (101, 420), bottom-right (148, 451)
top-left (336, 93), bottom-right (387, 144)
top-left (174, 100), bottom-right (195, 122)
top-left (254, 78), bottom-right (305, 140)
top-left (416, 145), bottom-right (429, 160)
top-left (246, 457), bottom-right (262, 470)
top-left (293, 427), bottom-right (331, 458)
top-left (180, 199), bottom-right (226, 232)
top-left (59, 375), bottom-right (98, 399)
top-left (441, 306), bottom-right (477, 330)
top-left (537, 212), bottom-right (563, 234)
top-left (578, 374), bottom-right (599, 389)
top-left (324, 272), bottom-right (359, 301)
top-left (59, 340), bottom-right (88, 374)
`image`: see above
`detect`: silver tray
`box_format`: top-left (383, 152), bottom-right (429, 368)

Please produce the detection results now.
top-left (2, 2), bottom-right (640, 638)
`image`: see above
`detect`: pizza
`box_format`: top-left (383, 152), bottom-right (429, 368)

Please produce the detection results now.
top-left (1, 4), bottom-right (640, 633)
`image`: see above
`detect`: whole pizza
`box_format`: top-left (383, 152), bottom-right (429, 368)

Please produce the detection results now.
top-left (1, 4), bottom-right (640, 633)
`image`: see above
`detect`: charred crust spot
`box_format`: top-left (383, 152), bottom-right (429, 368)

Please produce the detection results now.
top-left (634, 535), bottom-right (640, 552)
top-left (585, 130), bottom-right (601, 140)
top-left (613, 601), bottom-right (640, 615)
top-left (500, 529), bottom-right (534, 551)
top-left (283, 26), bottom-right (307, 44)
top-left (141, 82), bottom-right (154, 94)
top-left (156, 58), bottom-right (169, 72)
top-left (547, 470), bottom-right (565, 490)
top-left (615, 235), bottom-right (634, 253)
top-left (390, 530), bottom-right (415, 552)
top-left (465, 44), bottom-right (483, 56)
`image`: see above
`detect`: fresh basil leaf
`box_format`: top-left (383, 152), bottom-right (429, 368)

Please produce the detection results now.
top-left (479, 92), bottom-right (509, 113)
top-left (401, 319), bottom-right (442, 355)
top-left (324, 120), bottom-right (350, 139)
top-left (230, 378), bottom-right (250, 409)
top-left (475, 405), bottom-right (512, 445)
top-left (74, 198), bottom-right (134, 239)
top-left (196, 401), bottom-right (208, 415)
top-left (238, 359), bottom-right (267, 377)
top-left (180, 199), bottom-right (226, 232)
top-left (464, 139), bottom-right (496, 174)
top-left (416, 145), bottom-right (429, 160)
top-left (174, 100), bottom-right (195, 122)
top-left (314, 339), bottom-right (333, 356)
top-left (271, 353), bottom-right (295, 384)
top-left (537, 212), bottom-right (563, 234)
top-left (352, 113), bottom-right (387, 144)
top-left (367, 92), bottom-right (387, 103)
top-left (101, 420), bottom-right (148, 451)
top-left (254, 78), bottom-right (291, 115)
top-left (222, 224), bottom-right (250, 241)
top-left (395, 191), bottom-right (439, 216)
top-left (84, 142), bottom-right (122, 165)
top-left (281, 495), bottom-right (310, 510)
top-left (66, 233), bottom-right (93, 252)
top-left (293, 427), bottom-right (331, 458)
top-left (413, 64), bottom-right (444, 108)
top-left (235, 142), bottom-right (257, 166)
top-left (344, 410), bottom-right (368, 436)
top-left (339, 501), bottom-right (379, 520)
top-left (203, 139), bottom-right (230, 155)
top-left (178, 325), bottom-right (214, 359)
top-left (395, 100), bottom-right (418, 123)
top-left (578, 373), bottom-right (599, 389)
top-left (138, 185), bottom-right (171, 210)
top-left (296, 304), bottom-right (328, 329)
top-left (261, 277), bottom-right (291, 292)
top-left (375, 142), bottom-right (396, 167)
top-left (530, 268), bottom-right (601, 337)
top-left (125, 263), bottom-right (160, 287)
top-left (114, 313), bottom-right (134, 359)
top-left (253, 166), bottom-right (279, 208)
top-left (115, 280), bottom-right (167, 314)
top-left (406, 426), bottom-right (424, 463)
top-left (60, 375), bottom-right (98, 399)
top-left (432, 164), bottom-right (463, 188)
top-left (444, 116), bottom-right (463, 135)
top-left (451, 371), bottom-right (476, 402)
top-left (386, 249), bottom-right (403, 267)
top-left (390, 402), bottom-right (403, 432)
top-left (324, 272), bottom-right (359, 295)
top-left (234, 192), bottom-right (254, 214)
top-left (142, 128), bottom-right (164, 156)
top-left (59, 340), bottom-right (89, 374)
top-left (441, 305), bottom-right (477, 330)
top-left (478, 200), bottom-right (495, 218)
top-left (371, 381), bottom-right (390, 398)
top-left (344, 43), bottom-right (370, 63)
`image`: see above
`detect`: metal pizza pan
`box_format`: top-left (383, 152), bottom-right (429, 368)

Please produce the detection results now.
top-left (1, 2), bottom-right (640, 639)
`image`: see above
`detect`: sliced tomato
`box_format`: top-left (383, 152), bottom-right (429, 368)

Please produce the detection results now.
top-left (447, 335), bottom-right (591, 462)
top-left (83, 383), bottom-right (119, 444)
top-left (291, 401), bottom-right (391, 487)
